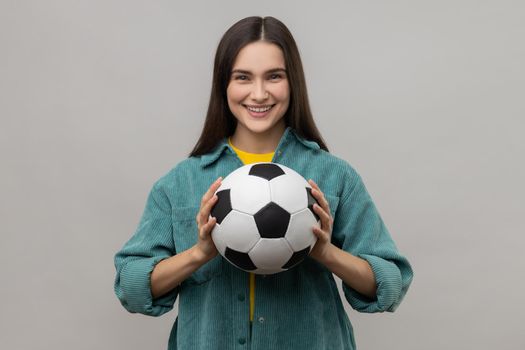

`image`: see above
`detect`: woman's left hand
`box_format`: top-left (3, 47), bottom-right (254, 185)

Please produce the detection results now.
top-left (307, 179), bottom-right (334, 262)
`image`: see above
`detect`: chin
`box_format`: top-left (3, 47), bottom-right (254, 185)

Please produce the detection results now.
top-left (245, 119), bottom-right (283, 133)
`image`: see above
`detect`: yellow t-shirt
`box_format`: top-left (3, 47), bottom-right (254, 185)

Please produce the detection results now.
top-left (228, 137), bottom-right (274, 323)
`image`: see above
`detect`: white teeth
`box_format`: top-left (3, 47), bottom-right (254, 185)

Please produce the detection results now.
top-left (246, 105), bottom-right (272, 113)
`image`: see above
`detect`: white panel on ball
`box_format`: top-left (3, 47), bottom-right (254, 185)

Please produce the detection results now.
top-left (230, 175), bottom-right (271, 215)
top-left (213, 210), bottom-right (260, 253)
top-left (269, 167), bottom-right (310, 214)
top-left (286, 208), bottom-right (319, 251)
top-left (249, 238), bottom-right (293, 271)
top-left (217, 164), bottom-right (252, 192)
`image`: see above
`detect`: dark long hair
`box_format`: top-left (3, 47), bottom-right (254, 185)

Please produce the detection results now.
top-left (189, 16), bottom-right (329, 156)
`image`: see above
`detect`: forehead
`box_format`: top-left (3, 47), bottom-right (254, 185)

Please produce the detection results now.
top-left (232, 41), bottom-right (285, 72)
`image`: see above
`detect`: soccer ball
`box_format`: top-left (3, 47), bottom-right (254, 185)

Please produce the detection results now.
top-left (210, 162), bottom-right (320, 275)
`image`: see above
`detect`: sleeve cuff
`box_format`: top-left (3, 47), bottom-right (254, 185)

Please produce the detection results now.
top-left (118, 256), bottom-right (178, 316)
top-left (342, 254), bottom-right (402, 313)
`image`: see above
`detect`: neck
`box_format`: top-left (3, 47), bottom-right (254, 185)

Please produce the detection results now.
top-left (230, 123), bottom-right (286, 154)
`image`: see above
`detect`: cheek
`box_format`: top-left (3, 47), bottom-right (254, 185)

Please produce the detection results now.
top-left (226, 85), bottom-right (246, 120)
top-left (271, 82), bottom-right (290, 102)
top-left (227, 84), bottom-right (248, 103)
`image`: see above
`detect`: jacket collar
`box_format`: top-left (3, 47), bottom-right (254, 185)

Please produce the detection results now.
top-left (200, 126), bottom-right (320, 168)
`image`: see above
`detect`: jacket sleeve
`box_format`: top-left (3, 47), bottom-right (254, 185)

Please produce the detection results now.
top-left (332, 167), bottom-right (413, 313)
top-left (113, 180), bottom-right (178, 316)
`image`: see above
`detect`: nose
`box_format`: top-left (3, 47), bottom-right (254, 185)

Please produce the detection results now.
top-left (251, 80), bottom-right (269, 102)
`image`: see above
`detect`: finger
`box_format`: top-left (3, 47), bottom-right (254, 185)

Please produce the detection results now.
top-left (201, 177), bottom-right (222, 206)
top-left (203, 194), bottom-right (219, 220)
top-left (313, 203), bottom-right (332, 230)
top-left (308, 179), bottom-right (319, 190)
top-left (313, 203), bottom-right (329, 221)
top-left (198, 194), bottom-right (218, 225)
top-left (309, 180), bottom-right (324, 209)
top-left (201, 177), bottom-right (223, 206)
top-left (311, 188), bottom-right (329, 212)
top-left (200, 217), bottom-right (217, 239)
top-left (312, 225), bottom-right (329, 242)
top-left (308, 180), bottom-right (323, 198)
top-left (207, 216), bottom-right (217, 229)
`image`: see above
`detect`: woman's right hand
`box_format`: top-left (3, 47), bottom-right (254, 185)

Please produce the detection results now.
top-left (193, 176), bottom-right (223, 262)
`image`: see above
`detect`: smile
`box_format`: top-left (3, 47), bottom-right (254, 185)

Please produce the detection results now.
top-left (244, 104), bottom-right (275, 113)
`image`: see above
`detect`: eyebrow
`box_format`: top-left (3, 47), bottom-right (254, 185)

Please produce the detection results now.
top-left (231, 68), bottom-right (287, 75)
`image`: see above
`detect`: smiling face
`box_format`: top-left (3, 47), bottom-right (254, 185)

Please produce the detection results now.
top-left (227, 41), bottom-right (290, 153)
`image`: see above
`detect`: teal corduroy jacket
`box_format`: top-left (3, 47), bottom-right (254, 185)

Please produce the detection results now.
top-left (114, 127), bottom-right (413, 350)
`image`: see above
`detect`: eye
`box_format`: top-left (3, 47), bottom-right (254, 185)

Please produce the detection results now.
top-left (269, 73), bottom-right (283, 80)
top-left (234, 74), bottom-right (249, 81)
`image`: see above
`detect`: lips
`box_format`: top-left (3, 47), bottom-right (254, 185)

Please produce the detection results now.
top-left (243, 104), bottom-right (275, 118)
top-left (244, 104), bottom-right (275, 113)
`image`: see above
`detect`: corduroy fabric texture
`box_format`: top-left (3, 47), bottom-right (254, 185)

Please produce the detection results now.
top-left (114, 127), bottom-right (413, 350)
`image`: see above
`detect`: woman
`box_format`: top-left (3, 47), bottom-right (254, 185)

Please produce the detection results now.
top-left (114, 16), bottom-right (413, 350)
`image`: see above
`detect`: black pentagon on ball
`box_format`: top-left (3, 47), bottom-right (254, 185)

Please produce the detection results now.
top-left (249, 163), bottom-right (285, 181)
top-left (210, 189), bottom-right (232, 225)
top-left (253, 202), bottom-right (290, 239)
top-left (306, 187), bottom-right (320, 222)
top-left (282, 246), bottom-right (311, 269)
top-left (224, 247), bottom-right (257, 271)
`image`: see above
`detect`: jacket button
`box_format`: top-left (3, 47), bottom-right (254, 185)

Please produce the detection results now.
top-left (238, 337), bottom-right (246, 345)
top-left (237, 294), bottom-right (245, 301)
top-left (258, 316), bottom-right (265, 323)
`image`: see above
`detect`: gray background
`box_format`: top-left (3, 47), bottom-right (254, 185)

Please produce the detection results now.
top-left (1, 0), bottom-right (524, 349)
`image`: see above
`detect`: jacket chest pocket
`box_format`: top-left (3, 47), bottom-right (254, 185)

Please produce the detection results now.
top-left (172, 206), bottom-right (223, 285)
